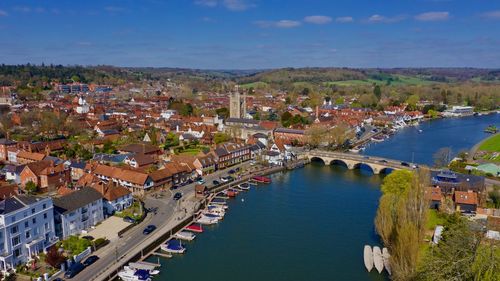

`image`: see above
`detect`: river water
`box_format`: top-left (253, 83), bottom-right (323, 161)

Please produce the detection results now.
top-left (148, 114), bottom-right (499, 281)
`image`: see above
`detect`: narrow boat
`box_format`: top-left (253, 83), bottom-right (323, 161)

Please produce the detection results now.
top-left (252, 176), bottom-right (271, 183)
top-left (373, 246), bottom-right (384, 273)
top-left (208, 203), bottom-right (228, 210)
top-left (371, 135), bottom-right (385, 143)
top-left (161, 239), bottom-right (186, 254)
top-left (363, 245), bottom-right (374, 272)
top-left (174, 231), bottom-right (196, 241)
top-left (207, 205), bottom-right (226, 216)
top-left (202, 212), bottom-right (222, 220)
top-left (184, 224), bottom-right (203, 233)
top-left (226, 189), bottom-right (237, 198)
top-left (382, 247), bottom-right (391, 275)
top-left (349, 147), bottom-right (361, 153)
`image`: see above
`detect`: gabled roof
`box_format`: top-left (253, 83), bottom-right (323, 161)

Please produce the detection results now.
top-left (454, 190), bottom-right (478, 205)
top-left (17, 151), bottom-right (46, 161)
top-left (53, 187), bottom-right (103, 214)
top-left (119, 143), bottom-right (161, 154)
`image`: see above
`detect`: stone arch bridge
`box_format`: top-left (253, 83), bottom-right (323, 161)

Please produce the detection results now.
top-left (302, 150), bottom-right (414, 175)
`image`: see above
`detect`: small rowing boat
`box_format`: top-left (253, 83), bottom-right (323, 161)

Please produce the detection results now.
top-left (238, 182), bottom-right (250, 191)
top-left (373, 246), bottom-right (384, 273)
top-left (363, 245), bottom-right (374, 272)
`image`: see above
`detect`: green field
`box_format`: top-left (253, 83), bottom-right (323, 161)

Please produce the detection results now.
top-left (426, 209), bottom-right (446, 230)
top-left (324, 75), bottom-right (437, 87)
top-left (479, 134), bottom-right (500, 152)
top-left (239, 81), bottom-right (269, 89)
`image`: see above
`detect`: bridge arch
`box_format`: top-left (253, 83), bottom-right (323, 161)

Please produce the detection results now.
top-left (329, 159), bottom-right (349, 169)
top-left (310, 156), bottom-right (327, 165)
top-left (379, 167), bottom-right (394, 175)
top-left (352, 162), bottom-right (378, 174)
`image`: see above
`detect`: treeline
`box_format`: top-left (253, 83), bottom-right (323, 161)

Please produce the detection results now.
top-left (0, 64), bottom-right (139, 88)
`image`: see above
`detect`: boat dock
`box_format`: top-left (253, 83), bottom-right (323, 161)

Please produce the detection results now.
top-left (151, 251), bottom-right (173, 259)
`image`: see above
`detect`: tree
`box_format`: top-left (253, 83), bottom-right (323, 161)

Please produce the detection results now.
top-left (406, 94), bottom-right (420, 110)
top-left (25, 181), bottom-right (38, 194)
top-left (215, 107), bottom-right (230, 119)
top-left (305, 125), bottom-right (328, 148)
top-left (373, 84), bottom-right (382, 100)
top-left (380, 170), bottom-right (413, 195)
top-left (163, 132), bottom-right (179, 148)
top-left (214, 132), bottom-right (231, 144)
top-left (433, 147), bottom-right (452, 168)
top-left (45, 246), bottom-right (66, 268)
top-left (280, 111), bottom-right (293, 127)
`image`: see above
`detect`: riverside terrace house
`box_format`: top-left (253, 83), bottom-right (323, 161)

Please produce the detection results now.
top-left (170, 154), bottom-right (217, 176)
top-left (430, 170), bottom-right (486, 194)
top-left (52, 187), bottom-right (105, 239)
top-left (92, 164), bottom-right (154, 194)
top-left (273, 128), bottom-right (307, 144)
top-left (16, 140), bottom-right (67, 155)
top-left (0, 139), bottom-right (17, 162)
top-left (90, 181), bottom-right (133, 215)
top-left (0, 196), bottom-right (57, 271)
top-left (15, 151), bottom-right (46, 165)
top-left (214, 142), bottom-right (252, 169)
top-left (19, 161), bottom-right (70, 193)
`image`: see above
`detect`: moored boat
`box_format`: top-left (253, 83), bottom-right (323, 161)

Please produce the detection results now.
top-left (363, 245), bottom-right (374, 272)
top-left (226, 188), bottom-right (238, 197)
top-left (252, 176), bottom-right (271, 183)
top-left (211, 198), bottom-right (227, 205)
top-left (382, 247), bottom-right (391, 275)
top-left (196, 215), bottom-right (219, 225)
top-left (161, 239), bottom-right (186, 254)
top-left (174, 231), bottom-right (196, 241)
top-left (126, 262), bottom-right (160, 275)
top-left (373, 246), bottom-right (384, 273)
top-left (184, 224), bottom-right (203, 233)
top-left (118, 268), bottom-right (151, 281)
top-left (238, 182), bottom-right (250, 191)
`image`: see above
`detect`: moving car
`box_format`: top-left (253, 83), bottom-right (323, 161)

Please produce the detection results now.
top-left (143, 225), bottom-right (157, 235)
top-left (82, 255), bottom-right (99, 267)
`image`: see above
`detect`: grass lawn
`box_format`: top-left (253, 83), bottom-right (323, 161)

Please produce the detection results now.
top-left (479, 134), bottom-right (500, 152)
top-left (115, 201), bottom-right (143, 220)
top-left (178, 148), bottom-right (203, 156)
top-left (426, 209), bottom-right (446, 230)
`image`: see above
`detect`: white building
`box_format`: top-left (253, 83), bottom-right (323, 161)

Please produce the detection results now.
top-left (53, 187), bottom-right (104, 239)
top-left (0, 196), bottom-right (57, 271)
top-left (76, 97), bottom-right (90, 114)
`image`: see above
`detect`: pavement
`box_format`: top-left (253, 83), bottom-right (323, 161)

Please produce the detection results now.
top-left (86, 216), bottom-right (132, 242)
top-left (65, 161), bottom-right (254, 281)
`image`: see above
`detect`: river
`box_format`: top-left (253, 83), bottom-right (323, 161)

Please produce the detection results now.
top-left (147, 114), bottom-right (499, 281)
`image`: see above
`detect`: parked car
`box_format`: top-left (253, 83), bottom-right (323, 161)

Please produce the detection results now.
top-left (143, 225), bottom-right (157, 235)
top-left (197, 179), bottom-right (205, 184)
top-left (170, 185), bottom-right (179, 190)
top-left (225, 176), bottom-right (234, 182)
top-left (378, 159), bottom-right (388, 163)
top-left (228, 169), bottom-right (236, 174)
top-left (173, 192), bottom-right (183, 200)
top-left (83, 255), bottom-right (99, 267)
top-left (64, 263), bottom-right (85, 279)
top-left (220, 177), bottom-right (228, 183)
top-left (212, 180), bottom-right (220, 186)
top-left (123, 216), bottom-right (136, 224)
top-left (401, 162), bottom-right (410, 167)
top-left (82, 235), bottom-right (94, 241)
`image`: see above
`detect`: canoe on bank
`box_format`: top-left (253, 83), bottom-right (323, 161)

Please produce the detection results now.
top-left (383, 247), bottom-right (391, 275)
top-left (373, 246), bottom-right (384, 274)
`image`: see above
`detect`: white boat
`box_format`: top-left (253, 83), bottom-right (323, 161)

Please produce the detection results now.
top-left (208, 203), bottom-right (228, 210)
top-left (161, 239), bottom-right (186, 254)
top-left (373, 246), bottom-right (384, 273)
top-left (363, 245), bottom-right (374, 272)
top-left (126, 262), bottom-right (160, 275)
top-left (349, 148), bottom-right (361, 153)
top-left (238, 183), bottom-right (251, 191)
top-left (118, 268), bottom-right (151, 281)
top-left (196, 215), bottom-right (219, 225)
top-left (382, 247), bottom-right (391, 275)
top-left (174, 231), bottom-right (196, 241)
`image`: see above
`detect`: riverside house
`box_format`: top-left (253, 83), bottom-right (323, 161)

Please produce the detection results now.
top-left (214, 142), bottom-right (251, 169)
top-left (0, 195), bottom-right (57, 271)
top-left (92, 164), bottom-right (154, 194)
top-left (53, 187), bottom-right (104, 239)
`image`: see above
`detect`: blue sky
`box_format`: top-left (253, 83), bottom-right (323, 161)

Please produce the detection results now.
top-left (0, 0), bottom-right (499, 69)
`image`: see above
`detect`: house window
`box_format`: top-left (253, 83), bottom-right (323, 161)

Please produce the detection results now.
top-left (43, 213), bottom-right (47, 219)
top-left (24, 221), bottom-right (28, 228)
top-left (31, 208), bottom-right (35, 214)
top-left (14, 248), bottom-right (21, 257)
top-left (12, 236), bottom-right (20, 246)
top-left (11, 216), bottom-right (15, 223)
top-left (25, 231), bottom-right (31, 239)
top-left (45, 223), bottom-right (49, 231)
top-left (10, 225), bottom-right (18, 234)
top-left (32, 218), bottom-right (36, 224)
top-left (42, 204), bottom-right (47, 209)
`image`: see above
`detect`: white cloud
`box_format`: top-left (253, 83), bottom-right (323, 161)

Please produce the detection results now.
top-left (336, 16), bottom-right (353, 23)
top-left (415, 11), bottom-right (449, 22)
top-left (304, 15), bottom-right (332, 24)
top-left (368, 14), bottom-right (406, 23)
top-left (255, 20), bottom-right (301, 28)
top-left (481, 10), bottom-right (500, 20)
top-left (0, 10), bottom-right (7, 16)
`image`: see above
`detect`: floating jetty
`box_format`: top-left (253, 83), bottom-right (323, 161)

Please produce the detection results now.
top-left (383, 247), bottom-right (391, 275)
top-left (363, 245), bottom-right (374, 272)
top-left (373, 246), bottom-right (384, 273)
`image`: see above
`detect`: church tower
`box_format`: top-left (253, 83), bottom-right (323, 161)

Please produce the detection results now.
top-left (229, 85), bottom-right (246, 119)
